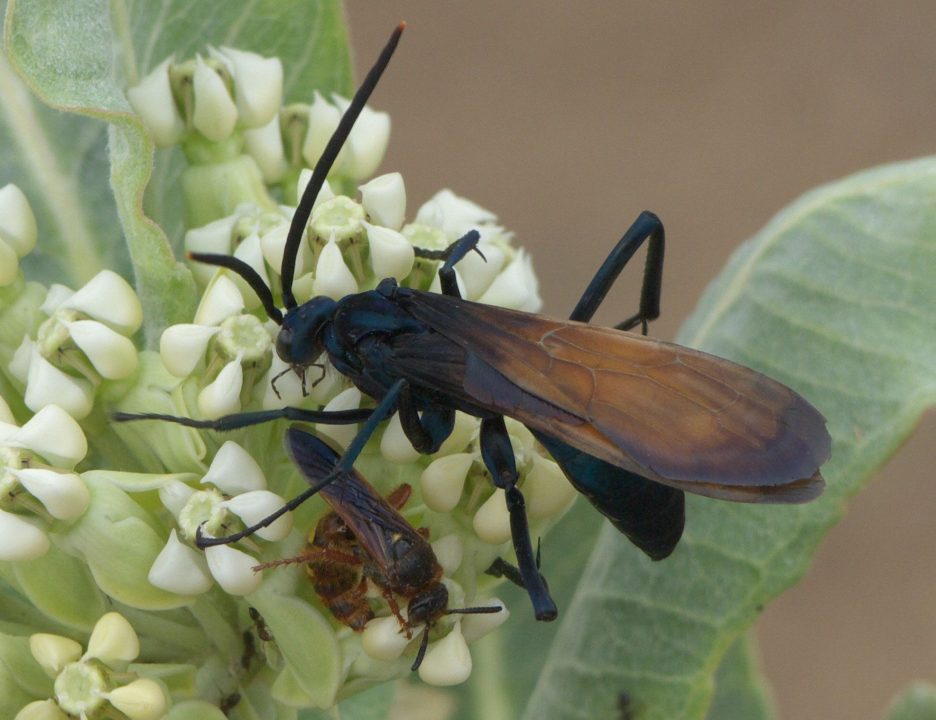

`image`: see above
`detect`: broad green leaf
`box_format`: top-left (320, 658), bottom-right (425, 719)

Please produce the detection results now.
top-left (706, 634), bottom-right (776, 720)
top-left (523, 157), bottom-right (936, 719)
top-left (886, 682), bottom-right (936, 720)
top-left (3, 0), bottom-right (350, 343)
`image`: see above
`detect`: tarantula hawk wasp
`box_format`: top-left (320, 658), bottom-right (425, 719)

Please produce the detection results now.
top-left (116, 23), bottom-right (830, 621)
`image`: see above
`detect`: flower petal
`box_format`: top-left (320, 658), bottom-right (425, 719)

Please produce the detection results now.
top-left (61, 270), bottom-right (143, 334)
top-left (204, 544), bottom-right (263, 595)
top-left (85, 612), bottom-right (140, 664)
top-left (0, 510), bottom-right (49, 561)
top-left (148, 530), bottom-right (213, 595)
top-left (418, 624), bottom-right (472, 686)
top-left (192, 56), bottom-right (238, 142)
top-left (14, 468), bottom-right (89, 520)
top-left (66, 320), bottom-right (138, 380)
top-left (14, 404), bottom-right (88, 468)
top-left (223, 490), bottom-right (292, 541)
top-left (160, 323), bottom-right (221, 377)
top-left (126, 57), bottom-right (185, 147)
top-left (202, 441), bottom-right (266, 495)
top-left (360, 172), bottom-right (406, 230)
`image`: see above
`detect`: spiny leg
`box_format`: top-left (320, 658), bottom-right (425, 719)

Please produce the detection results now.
top-left (569, 210), bottom-right (665, 334)
top-left (480, 416), bottom-right (557, 621)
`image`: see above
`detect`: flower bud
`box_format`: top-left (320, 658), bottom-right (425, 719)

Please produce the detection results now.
top-left (213, 47), bottom-right (283, 127)
top-left (184, 215), bottom-right (237, 284)
top-left (435, 412), bottom-right (479, 456)
top-left (202, 441), bottom-right (266, 494)
top-left (460, 598), bottom-right (509, 643)
top-left (303, 92), bottom-right (345, 170)
top-left (148, 529), bottom-right (214, 595)
top-left (126, 58), bottom-right (185, 147)
top-left (14, 404), bottom-right (87, 468)
top-left (420, 454), bottom-right (473, 513)
top-left (245, 113), bottom-right (288, 183)
top-left (14, 699), bottom-right (69, 720)
top-left (525, 454), bottom-right (577, 519)
top-left (0, 510), bottom-right (50, 560)
top-left (61, 270), bottom-right (143, 334)
top-left (331, 95), bottom-right (390, 179)
top-left (229, 232), bottom-right (271, 311)
top-left (85, 612), bottom-right (140, 663)
top-left (472, 489), bottom-right (511, 545)
top-left (431, 534), bottom-right (463, 575)
top-left (0, 183), bottom-right (37, 259)
top-left (197, 356), bottom-right (244, 418)
top-left (418, 624), bottom-right (472, 686)
top-left (296, 171), bottom-right (335, 210)
top-left (105, 678), bottom-right (167, 720)
top-left (64, 320), bottom-right (138, 379)
top-left (479, 250), bottom-right (541, 312)
top-left (29, 634), bottom-right (83, 676)
top-left (192, 56), bottom-right (237, 142)
top-left (223, 490), bottom-right (292, 541)
top-left (379, 411), bottom-right (420, 464)
top-left (13, 468), bottom-right (89, 520)
top-left (193, 274), bottom-right (244, 326)
top-left (312, 235), bottom-right (358, 300)
top-left (25, 352), bottom-right (94, 419)
top-left (365, 222), bottom-right (414, 281)
top-left (315, 386), bottom-right (361, 448)
top-left (160, 323), bottom-right (221, 377)
top-left (361, 614), bottom-right (412, 661)
top-left (360, 173), bottom-right (406, 230)
top-left (415, 189), bottom-right (497, 238)
top-left (204, 544), bottom-right (263, 595)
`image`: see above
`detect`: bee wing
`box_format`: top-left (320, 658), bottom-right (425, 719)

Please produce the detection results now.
top-left (398, 292), bottom-right (830, 501)
top-left (285, 428), bottom-right (428, 569)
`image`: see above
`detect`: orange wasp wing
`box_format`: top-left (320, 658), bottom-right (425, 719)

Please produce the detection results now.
top-left (395, 292), bottom-right (830, 502)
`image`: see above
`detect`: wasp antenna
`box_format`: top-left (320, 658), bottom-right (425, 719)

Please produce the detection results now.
top-left (280, 22), bottom-right (406, 310)
top-left (188, 252), bottom-right (284, 324)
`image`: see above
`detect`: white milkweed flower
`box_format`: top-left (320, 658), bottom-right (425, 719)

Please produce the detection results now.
top-left (148, 441), bottom-right (291, 596)
top-left (211, 46), bottom-right (283, 128)
top-left (25, 614), bottom-right (166, 720)
top-left (0, 404), bottom-right (89, 560)
top-left (17, 270), bottom-right (143, 418)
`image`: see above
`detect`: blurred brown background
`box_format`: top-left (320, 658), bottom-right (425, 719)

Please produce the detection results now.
top-left (345, 3), bottom-right (936, 719)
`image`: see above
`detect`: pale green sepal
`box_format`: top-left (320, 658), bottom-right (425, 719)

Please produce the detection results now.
top-left (181, 155), bottom-right (276, 229)
top-left (165, 700), bottom-right (227, 720)
top-left (57, 475), bottom-right (193, 610)
top-left (0, 281), bottom-right (46, 380)
top-left (0, 633), bottom-right (51, 710)
top-left (12, 544), bottom-right (107, 632)
top-left (248, 584), bottom-right (341, 709)
top-left (80, 471), bottom-right (199, 493)
top-left (111, 352), bottom-right (207, 474)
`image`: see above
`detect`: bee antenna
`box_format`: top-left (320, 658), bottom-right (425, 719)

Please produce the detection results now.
top-left (187, 252), bottom-right (283, 325)
top-left (411, 624), bottom-right (430, 672)
top-left (280, 21), bottom-right (406, 310)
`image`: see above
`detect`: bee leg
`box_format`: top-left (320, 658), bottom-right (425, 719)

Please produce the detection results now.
top-left (480, 416), bottom-right (557, 621)
top-left (569, 210), bottom-right (665, 334)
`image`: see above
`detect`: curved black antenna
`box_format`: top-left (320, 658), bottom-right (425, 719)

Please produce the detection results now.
top-left (188, 252), bottom-right (283, 324)
top-left (280, 21), bottom-right (406, 310)
top-left (411, 626), bottom-right (430, 672)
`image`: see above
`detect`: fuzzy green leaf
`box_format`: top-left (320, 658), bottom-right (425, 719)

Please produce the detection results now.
top-left (3, 0), bottom-right (350, 343)
top-left (886, 682), bottom-right (936, 720)
top-left (523, 158), bottom-right (936, 719)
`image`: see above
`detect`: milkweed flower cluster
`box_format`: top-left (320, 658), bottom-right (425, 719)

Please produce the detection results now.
top-left (0, 39), bottom-right (575, 719)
